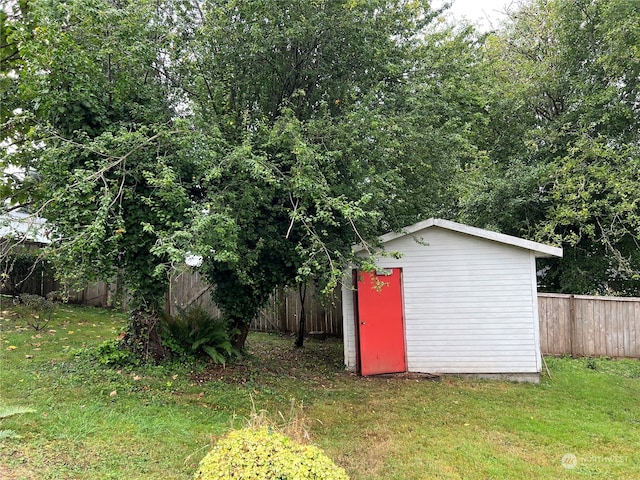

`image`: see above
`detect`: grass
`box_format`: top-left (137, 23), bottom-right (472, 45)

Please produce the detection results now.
top-left (1, 299), bottom-right (640, 479)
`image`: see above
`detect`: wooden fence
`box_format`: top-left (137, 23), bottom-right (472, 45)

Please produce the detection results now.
top-left (1, 269), bottom-right (111, 306)
top-left (12, 267), bottom-right (640, 357)
top-left (166, 271), bottom-right (343, 336)
top-left (251, 284), bottom-right (343, 336)
top-left (538, 293), bottom-right (640, 358)
top-left (166, 270), bottom-right (220, 317)
top-left (168, 277), bottom-right (640, 357)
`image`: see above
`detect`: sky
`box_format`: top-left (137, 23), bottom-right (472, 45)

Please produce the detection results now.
top-left (438, 0), bottom-right (514, 31)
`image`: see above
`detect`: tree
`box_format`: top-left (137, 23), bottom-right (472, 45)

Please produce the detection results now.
top-left (3, 0), bottom-right (488, 356)
top-left (458, 0), bottom-right (640, 295)
top-left (154, 0), bottom-right (491, 347)
top-left (2, 0), bottom-right (196, 359)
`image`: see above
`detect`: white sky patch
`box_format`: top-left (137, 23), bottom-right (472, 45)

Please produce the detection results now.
top-left (185, 252), bottom-right (203, 267)
top-left (2, 138), bottom-right (22, 179)
top-left (437, 0), bottom-right (514, 31)
top-left (4, 164), bottom-right (22, 174)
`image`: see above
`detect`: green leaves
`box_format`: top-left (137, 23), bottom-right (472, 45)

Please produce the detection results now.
top-left (195, 427), bottom-right (350, 480)
top-left (162, 306), bottom-right (240, 364)
top-left (458, 0), bottom-right (640, 295)
top-left (2, 0), bottom-right (213, 309)
top-left (2, 0), bottom-right (498, 348)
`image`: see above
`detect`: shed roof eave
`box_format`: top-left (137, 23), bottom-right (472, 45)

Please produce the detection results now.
top-left (353, 218), bottom-right (563, 258)
top-left (0, 212), bottom-right (51, 245)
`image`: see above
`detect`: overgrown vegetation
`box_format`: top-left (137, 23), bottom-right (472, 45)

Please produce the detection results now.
top-left (1, 304), bottom-right (640, 479)
top-left (242, 397), bottom-right (311, 444)
top-left (12, 293), bottom-right (56, 331)
top-left (3, 0), bottom-right (639, 361)
top-left (196, 399), bottom-right (349, 480)
top-left (161, 306), bottom-right (239, 364)
top-left (91, 339), bottom-right (140, 367)
top-left (0, 0), bottom-right (481, 357)
top-left (457, 0), bottom-right (640, 295)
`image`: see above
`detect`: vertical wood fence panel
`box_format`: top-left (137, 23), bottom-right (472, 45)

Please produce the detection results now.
top-left (538, 293), bottom-right (572, 355)
top-left (538, 293), bottom-right (640, 358)
top-left (248, 283), bottom-right (343, 336)
top-left (163, 271), bottom-right (343, 336)
top-left (167, 270), bottom-right (221, 318)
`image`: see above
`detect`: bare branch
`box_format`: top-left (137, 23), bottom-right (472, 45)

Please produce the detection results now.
top-left (348, 216), bottom-right (373, 256)
top-left (285, 193), bottom-right (299, 239)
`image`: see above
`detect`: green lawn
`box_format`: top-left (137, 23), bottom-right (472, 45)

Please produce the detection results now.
top-left (1, 301), bottom-right (639, 479)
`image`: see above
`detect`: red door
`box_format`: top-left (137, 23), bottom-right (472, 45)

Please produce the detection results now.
top-left (356, 268), bottom-right (406, 376)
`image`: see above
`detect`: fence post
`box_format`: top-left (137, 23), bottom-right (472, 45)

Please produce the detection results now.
top-left (569, 294), bottom-right (576, 357)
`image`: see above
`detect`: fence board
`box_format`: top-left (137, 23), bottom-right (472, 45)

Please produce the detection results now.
top-left (538, 294), bottom-right (572, 355)
top-left (631, 304), bottom-right (636, 357)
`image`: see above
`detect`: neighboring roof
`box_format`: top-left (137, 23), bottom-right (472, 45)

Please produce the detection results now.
top-left (0, 211), bottom-right (51, 244)
top-left (357, 218), bottom-right (563, 258)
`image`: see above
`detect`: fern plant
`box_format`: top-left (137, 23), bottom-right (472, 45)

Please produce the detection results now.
top-left (0, 405), bottom-right (35, 440)
top-left (162, 306), bottom-right (240, 364)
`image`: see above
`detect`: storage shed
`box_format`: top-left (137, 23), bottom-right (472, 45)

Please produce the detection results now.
top-left (0, 211), bottom-right (50, 245)
top-left (342, 218), bottom-right (563, 382)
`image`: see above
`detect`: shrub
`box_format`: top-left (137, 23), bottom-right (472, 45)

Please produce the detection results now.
top-left (93, 339), bottom-right (140, 367)
top-left (162, 306), bottom-right (239, 364)
top-left (194, 427), bottom-right (349, 480)
top-left (14, 293), bottom-right (56, 331)
top-left (46, 290), bottom-right (68, 303)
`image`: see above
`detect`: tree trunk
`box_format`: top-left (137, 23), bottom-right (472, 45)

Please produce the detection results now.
top-left (232, 319), bottom-right (250, 351)
top-left (294, 283), bottom-right (307, 348)
top-left (121, 309), bottom-right (170, 362)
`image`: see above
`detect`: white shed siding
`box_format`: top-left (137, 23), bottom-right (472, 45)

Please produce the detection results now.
top-left (342, 226), bottom-right (542, 374)
top-left (342, 279), bottom-right (357, 370)
top-left (529, 251), bottom-right (542, 373)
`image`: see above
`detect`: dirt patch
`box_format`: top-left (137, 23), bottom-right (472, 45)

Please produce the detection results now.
top-left (189, 333), bottom-right (442, 387)
top-left (0, 461), bottom-right (36, 480)
top-left (190, 334), bottom-right (346, 386)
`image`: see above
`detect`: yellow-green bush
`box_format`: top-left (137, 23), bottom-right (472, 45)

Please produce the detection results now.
top-left (194, 427), bottom-right (349, 480)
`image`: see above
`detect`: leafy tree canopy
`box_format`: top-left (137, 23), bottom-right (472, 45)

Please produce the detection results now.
top-left (2, 0), bottom-right (486, 351)
top-left (458, 0), bottom-right (640, 295)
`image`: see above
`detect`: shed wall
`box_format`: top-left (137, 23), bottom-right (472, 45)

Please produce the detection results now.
top-left (343, 227), bottom-right (541, 374)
